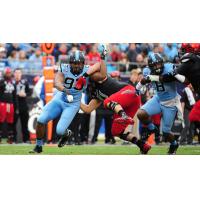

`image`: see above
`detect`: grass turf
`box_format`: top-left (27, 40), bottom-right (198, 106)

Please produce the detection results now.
top-left (0, 144), bottom-right (200, 155)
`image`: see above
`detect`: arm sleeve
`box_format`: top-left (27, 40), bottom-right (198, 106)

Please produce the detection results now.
top-left (176, 62), bottom-right (191, 76)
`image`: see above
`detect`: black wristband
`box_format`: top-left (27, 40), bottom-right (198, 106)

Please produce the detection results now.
top-left (83, 72), bottom-right (89, 78)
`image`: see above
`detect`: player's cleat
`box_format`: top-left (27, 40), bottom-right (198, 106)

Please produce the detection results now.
top-left (114, 116), bottom-right (134, 125)
top-left (7, 136), bottom-right (13, 144)
top-left (140, 143), bottom-right (152, 154)
top-left (168, 143), bottom-right (179, 155)
top-left (58, 129), bottom-right (73, 148)
top-left (29, 145), bottom-right (43, 154)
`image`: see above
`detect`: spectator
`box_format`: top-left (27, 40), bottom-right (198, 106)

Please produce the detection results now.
top-left (128, 68), bottom-right (141, 87)
top-left (163, 43), bottom-right (178, 62)
top-left (0, 46), bottom-right (9, 77)
top-left (86, 44), bottom-right (101, 65)
top-left (8, 50), bottom-right (19, 69)
top-left (6, 43), bottom-right (21, 57)
top-left (29, 48), bottom-right (42, 70)
top-left (119, 43), bottom-right (129, 52)
top-left (18, 50), bottom-right (29, 70)
top-left (118, 52), bottom-right (128, 72)
top-left (0, 68), bottom-right (15, 144)
top-left (127, 43), bottom-right (138, 70)
top-left (128, 53), bottom-right (144, 71)
top-left (53, 43), bottom-right (68, 62)
top-left (13, 68), bottom-right (31, 143)
top-left (110, 44), bottom-right (122, 62)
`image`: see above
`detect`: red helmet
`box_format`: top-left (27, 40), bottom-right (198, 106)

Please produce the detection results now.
top-left (180, 43), bottom-right (200, 54)
top-left (190, 43), bottom-right (200, 54)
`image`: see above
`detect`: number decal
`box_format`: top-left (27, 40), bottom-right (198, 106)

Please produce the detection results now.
top-left (155, 82), bottom-right (165, 92)
top-left (64, 77), bottom-right (85, 90)
top-left (64, 77), bottom-right (74, 89)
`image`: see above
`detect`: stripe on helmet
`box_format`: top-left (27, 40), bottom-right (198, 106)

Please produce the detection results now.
top-left (75, 50), bottom-right (80, 61)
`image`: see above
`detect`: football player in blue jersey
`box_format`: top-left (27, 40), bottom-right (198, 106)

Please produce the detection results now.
top-left (136, 52), bottom-right (183, 154)
top-left (30, 49), bottom-right (107, 153)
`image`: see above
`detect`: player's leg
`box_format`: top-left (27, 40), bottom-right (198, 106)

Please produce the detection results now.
top-left (57, 104), bottom-right (79, 147)
top-left (104, 113), bottom-right (115, 144)
top-left (104, 85), bottom-right (139, 125)
top-left (137, 96), bottom-right (161, 137)
top-left (111, 113), bottom-right (151, 154)
top-left (30, 100), bottom-right (62, 153)
top-left (161, 105), bottom-right (178, 154)
top-left (104, 85), bottom-right (151, 153)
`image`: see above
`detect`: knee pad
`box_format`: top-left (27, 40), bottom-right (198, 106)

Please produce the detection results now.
top-left (137, 109), bottom-right (149, 122)
top-left (104, 99), bottom-right (119, 111)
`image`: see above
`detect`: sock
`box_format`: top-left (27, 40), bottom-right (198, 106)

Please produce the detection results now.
top-left (131, 136), bottom-right (137, 144)
top-left (171, 140), bottom-right (177, 146)
top-left (36, 139), bottom-right (43, 147)
top-left (147, 123), bottom-right (156, 131)
top-left (131, 137), bottom-right (143, 148)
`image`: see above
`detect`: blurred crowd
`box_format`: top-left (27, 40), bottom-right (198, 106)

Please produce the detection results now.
top-left (1, 43), bottom-right (199, 146)
top-left (0, 43), bottom-right (180, 74)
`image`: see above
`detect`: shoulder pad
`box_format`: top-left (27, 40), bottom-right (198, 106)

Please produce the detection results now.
top-left (180, 53), bottom-right (196, 63)
top-left (59, 63), bottom-right (68, 72)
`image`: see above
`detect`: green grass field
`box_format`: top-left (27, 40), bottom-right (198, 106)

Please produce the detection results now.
top-left (1, 144), bottom-right (200, 155)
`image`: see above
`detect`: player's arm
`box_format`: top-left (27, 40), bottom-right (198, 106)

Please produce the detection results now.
top-left (136, 77), bottom-right (151, 92)
top-left (90, 58), bottom-right (107, 81)
top-left (80, 99), bottom-right (102, 114)
top-left (54, 71), bottom-right (65, 92)
top-left (75, 44), bottom-right (108, 89)
top-left (54, 71), bottom-right (72, 99)
top-left (146, 65), bottom-right (189, 84)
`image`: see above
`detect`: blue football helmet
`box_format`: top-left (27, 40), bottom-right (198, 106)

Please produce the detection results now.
top-left (69, 50), bottom-right (85, 75)
top-left (148, 53), bottom-right (164, 75)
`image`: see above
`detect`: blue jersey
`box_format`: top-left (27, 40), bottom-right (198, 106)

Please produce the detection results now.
top-left (143, 63), bottom-right (178, 101)
top-left (54, 64), bottom-right (89, 103)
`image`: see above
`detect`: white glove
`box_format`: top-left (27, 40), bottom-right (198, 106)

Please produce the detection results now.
top-left (67, 95), bottom-right (73, 103)
top-left (147, 75), bottom-right (160, 82)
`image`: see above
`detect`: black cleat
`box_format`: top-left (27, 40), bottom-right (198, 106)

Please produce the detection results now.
top-left (168, 143), bottom-right (179, 155)
top-left (29, 145), bottom-right (43, 154)
top-left (58, 129), bottom-right (73, 148)
top-left (140, 143), bottom-right (151, 154)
